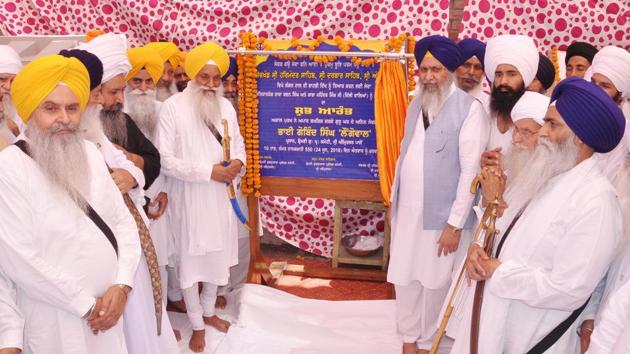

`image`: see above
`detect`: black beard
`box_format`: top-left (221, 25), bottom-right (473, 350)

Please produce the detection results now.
top-left (490, 83), bottom-right (526, 118)
top-left (176, 80), bottom-right (189, 92)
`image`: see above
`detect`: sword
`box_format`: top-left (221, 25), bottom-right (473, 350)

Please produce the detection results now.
top-left (221, 119), bottom-right (252, 231)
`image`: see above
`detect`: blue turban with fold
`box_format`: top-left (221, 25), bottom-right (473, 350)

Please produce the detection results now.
top-left (222, 56), bottom-right (238, 81)
top-left (457, 38), bottom-right (486, 68)
top-left (414, 35), bottom-right (463, 72)
top-left (59, 49), bottom-right (104, 90)
top-left (551, 77), bottom-right (625, 153)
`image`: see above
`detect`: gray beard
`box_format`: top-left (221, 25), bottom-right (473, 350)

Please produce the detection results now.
top-left (417, 74), bottom-right (454, 118)
top-left (502, 143), bottom-right (535, 182)
top-left (126, 90), bottom-right (158, 140)
top-left (26, 119), bottom-right (91, 211)
top-left (504, 135), bottom-right (579, 212)
top-left (1, 94), bottom-right (16, 125)
top-left (80, 104), bottom-right (105, 144)
top-left (100, 103), bottom-right (128, 148)
top-left (188, 81), bottom-right (224, 127)
top-left (155, 83), bottom-right (177, 102)
top-left (224, 92), bottom-right (238, 112)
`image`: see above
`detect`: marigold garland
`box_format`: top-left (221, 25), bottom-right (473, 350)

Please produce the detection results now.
top-left (550, 46), bottom-right (561, 83)
top-left (238, 32), bottom-right (262, 197)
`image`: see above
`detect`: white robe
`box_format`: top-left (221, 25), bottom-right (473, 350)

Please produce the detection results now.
top-left (473, 157), bottom-right (621, 354)
top-left (0, 140), bottom-right (141, 354)
top-left (487, 112), bottom-right (513, 152)
top-left (0, 268), bottom-right (22, 350)
top-left (388, 86), bottom-right (489, 289)
top-left (157, 87), bottom-right (245, 289)
top-left (587, 279), bottom-right (630, 354)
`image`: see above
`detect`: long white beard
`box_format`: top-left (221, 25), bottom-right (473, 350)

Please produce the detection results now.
top-left (26, 119), bottom-right (91, 211)
top-left (416, 74), bottom-right (454, 118)
top-left (502, 142), bottom-right (535, 182)
top-left (155, 82), bottom-right (177, 102)
top-left (126, 87), bottom-right (158, 139)
top-left (80, 103), bottom-right (104, 144)
top-left (504, 134), bottom-right (579, 212)
top-left (188, 81), bottom-right (224, 127)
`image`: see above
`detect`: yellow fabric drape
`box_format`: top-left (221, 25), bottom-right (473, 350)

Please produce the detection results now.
top-left (374, 60), bottom-right (409, 206)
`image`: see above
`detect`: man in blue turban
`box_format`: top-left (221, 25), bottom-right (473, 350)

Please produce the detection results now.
top-left (464, 77), bottom-right (624, 354)
top-left (388, 34), bottom-right (489, 354)
top-left (221, 56), bottom-right (238, 110)
top-left (455, 38), bottom-right (488, 109)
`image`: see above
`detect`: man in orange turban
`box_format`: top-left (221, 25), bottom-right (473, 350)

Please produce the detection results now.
top-left (144, 42), bottom-right (182, 101)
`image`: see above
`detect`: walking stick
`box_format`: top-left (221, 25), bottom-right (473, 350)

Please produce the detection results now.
top-left (429, 176), bottom-right (500, 354)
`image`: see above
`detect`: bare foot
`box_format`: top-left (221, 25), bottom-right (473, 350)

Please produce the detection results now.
top-left (169, 299), bottom-right (187, 313)
top-left (417, 350), bottom-right (429, 354)
top-left (402, 342), bottom-right (417, 354)
top-left (189, 329), bottom-right (205, 353)
top-left (215, 295), bottom-right (227, 309)
top-left (203, 315), bottom-right (231, 333)
top-left (173, 329), bottom-right (181, 341)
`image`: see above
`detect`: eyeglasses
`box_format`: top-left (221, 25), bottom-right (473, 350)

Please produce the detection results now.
top-left (513, 126), bottom-right (540, 139)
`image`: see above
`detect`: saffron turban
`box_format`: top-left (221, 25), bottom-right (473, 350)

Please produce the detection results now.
top-left (511, 91), bottom-right (549, 126)
top-left (184, 42), bottom-right (230, 79)
top-left (144, 42), bottom-right (183, 68)
top-left (551, 77), bottom-right (625, 153)
top-left (126, 47), bottom-right (164, 84)
top-left (565, 41), bottom-right (598, 64)
top-left (485, 35), bottom-right (539, 87)
top-left (222, 57), bottom-right (238, 80)
top-left (536, 53), bottom-right (555, 90)
top-left (414, 35), bottom-right (463, 72)
top-left (77, 33), bottom-right (131, 83)
top-left (457, 38), bottom-right (486, 68)
top-left (11, 54), bottom-right (90, 123)
top-left (0, 45), bottom-right (22, 74)
top-left (59, 49), bottom-right (103, 90)
top-left (590, 46), bottom-right (630, 98)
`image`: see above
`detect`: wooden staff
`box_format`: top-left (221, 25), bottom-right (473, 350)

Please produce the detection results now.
top-left (430, 176), bottom-right (499, 354)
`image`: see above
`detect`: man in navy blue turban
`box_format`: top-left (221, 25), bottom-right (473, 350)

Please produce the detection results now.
top-left (221, 56), bottom-right (238, 110)
top-left (388, 34), bottom-right (489, 354)
top-left (455, 38), bottom-right (488, 109)
top-left (527, 53), bottom-right (555, 94)
top-left (462, 76), bottom-right (624, 354)
top-left (59, 49), bottom-right (104, 91)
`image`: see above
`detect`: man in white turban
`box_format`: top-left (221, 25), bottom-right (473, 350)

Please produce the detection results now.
top-left (480, 35), bottom-right (539, 173)
top-left (0, 45), bottom-right (23, 145)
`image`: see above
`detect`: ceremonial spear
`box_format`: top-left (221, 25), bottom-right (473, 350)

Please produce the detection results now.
top-left (429, 176), bottom-right (500, 354)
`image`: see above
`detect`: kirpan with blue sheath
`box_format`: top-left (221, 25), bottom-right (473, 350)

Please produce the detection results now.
top-left (207, 119), bottom-right (252, 231)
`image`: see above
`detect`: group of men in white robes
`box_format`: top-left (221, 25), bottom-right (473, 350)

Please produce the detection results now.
top-left (388, 33), bottom-right (630, 354)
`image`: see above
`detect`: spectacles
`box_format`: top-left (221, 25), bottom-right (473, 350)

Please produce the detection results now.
top-left (513, 127), bottom-right (540, 139)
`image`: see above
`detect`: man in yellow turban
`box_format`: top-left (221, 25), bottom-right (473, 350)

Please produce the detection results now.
top-left (0, 54), bottom-right (141, 353)
top-left (156, 41), bottom-right (244, 353)
top-left (144, 42), bottom-right (182, 102)
top-left (173, 51), bottom-right (189, 92)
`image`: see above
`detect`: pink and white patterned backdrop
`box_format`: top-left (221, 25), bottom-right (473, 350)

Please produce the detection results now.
top-left (459, 0), bottom-right (630, 50)
top-left (0, 0), bottom-right (450, 49)
top-left (260, 196), bottom-right (386, 257)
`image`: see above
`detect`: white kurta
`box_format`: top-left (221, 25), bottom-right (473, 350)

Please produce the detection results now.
top-left (468, 86), bottom-right (490, 115)
top-left (0, 268), bottom-right (22, 350)
top-left (487, 113), bottom-right (514, 152)
top-left (388, 85), bottom-right (490, 289)
top-left (0, 140), bottom-right (141, 354)
top-left (595, 117), bottom-right (629, 182)
top-left (587, 279), bottom-right (630, 354)
top-left (157, 87), bottom-right (246, 289)
top-left (473, 157), bottom-right (621, 354)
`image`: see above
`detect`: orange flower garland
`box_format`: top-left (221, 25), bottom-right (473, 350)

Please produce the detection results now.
top-left (550, 47), bottom-right (561, 83)
top-left (238, 32), bottom-right (262, 197)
